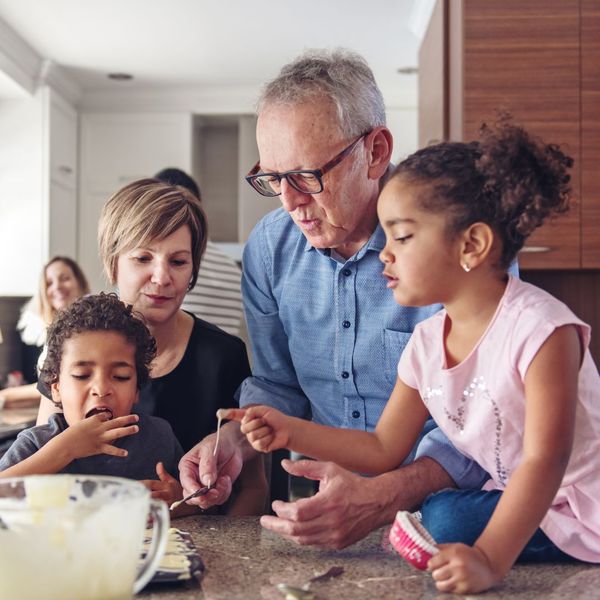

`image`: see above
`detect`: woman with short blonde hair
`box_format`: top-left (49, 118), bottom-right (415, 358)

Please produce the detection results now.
top-left (36, 178), bottom-right (266, 515)
top-left (98, 178), bottom-right (207, 291)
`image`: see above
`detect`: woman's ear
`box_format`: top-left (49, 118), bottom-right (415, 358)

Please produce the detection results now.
top-left (367, 127), bottom-right (393, 180)
top-left (459, 222), bottom-right (495, 271)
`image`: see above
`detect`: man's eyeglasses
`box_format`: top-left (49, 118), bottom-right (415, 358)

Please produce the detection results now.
top-left (245, 130), bottom-right (372, 197)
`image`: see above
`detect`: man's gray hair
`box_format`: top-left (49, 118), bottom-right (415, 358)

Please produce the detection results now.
top-left (257, 48), bottom-right (386, 138)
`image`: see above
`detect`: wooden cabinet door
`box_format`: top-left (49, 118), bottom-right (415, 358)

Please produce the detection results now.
top-left (462, 0), bottom-right (581, 268)
top-left (582, 0), bottom-right (600, 268)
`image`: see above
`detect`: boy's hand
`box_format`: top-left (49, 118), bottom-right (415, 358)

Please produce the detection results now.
top-left (428, 543), bottom-right (500, 594)
top-left (141, 461), bottom-right (182, 506)
top-left (61, 413), bottom-right (139, 460)
top-left (227, 406), bottom-right (292, 453)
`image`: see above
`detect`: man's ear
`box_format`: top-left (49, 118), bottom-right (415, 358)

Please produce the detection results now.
top-left (366, 127), bottom-right (393, 180)
top-left (459, 222), bottom-right (495, 270)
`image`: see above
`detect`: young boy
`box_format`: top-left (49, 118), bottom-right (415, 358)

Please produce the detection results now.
top-left (0, 293), bottom-right (191, 514)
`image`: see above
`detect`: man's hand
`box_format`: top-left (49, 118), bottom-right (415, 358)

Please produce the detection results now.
top-left (178, 422), bottom-right (244, 509)
top-left (428, 543), bottom-right (501, 594)
top-left (260, 458), bottom-right (391, 550)
top-left (60, 413), bottom-right (139, 460)
top-left (141, 461), bottom-right (182, 505)
top-left (227, 406), bottom-right (292, 453)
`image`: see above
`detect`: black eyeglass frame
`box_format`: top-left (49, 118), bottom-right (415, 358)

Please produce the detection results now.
top-left (245, 129), bottom-right (373, 197)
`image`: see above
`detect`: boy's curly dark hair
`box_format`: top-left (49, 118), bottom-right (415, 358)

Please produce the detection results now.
top-left (39, 293), bottom-right (156, 391)
top-left (391, 114), bottom-right (573, 268)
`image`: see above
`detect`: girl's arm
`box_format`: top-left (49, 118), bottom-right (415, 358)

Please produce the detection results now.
top-left (430, 325), bottom-right (581, 594)
top-left (232, 378), bottom-right (430, 475)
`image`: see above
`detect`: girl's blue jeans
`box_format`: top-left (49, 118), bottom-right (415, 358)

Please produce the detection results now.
top-left (420, 489), bottom-right (575, 563)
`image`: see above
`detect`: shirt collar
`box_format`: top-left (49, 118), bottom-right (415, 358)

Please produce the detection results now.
top-left (309, 223), bottom-right (386, 261)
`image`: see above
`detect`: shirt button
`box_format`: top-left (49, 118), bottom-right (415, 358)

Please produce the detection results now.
top-left (341, 371), bottom-right (350, 379)
top-left (342, 268), bottom-right (352, 277)
top-left (352, 410), bottom-right (360, 419)
top-left (342, 320), bottom-right (351, 328)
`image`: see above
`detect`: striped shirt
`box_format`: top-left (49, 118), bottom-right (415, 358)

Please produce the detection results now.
top-left (181, 241), bottom-right (244, 336)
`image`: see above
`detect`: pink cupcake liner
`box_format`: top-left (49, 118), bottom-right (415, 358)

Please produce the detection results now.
top-left (389, 510), bottom-right (438, 570)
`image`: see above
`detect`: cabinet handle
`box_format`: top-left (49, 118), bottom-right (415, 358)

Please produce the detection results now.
top-left (58, 165), bottom-right (73, 174)
top-left (520, 246), bottom-right (552, 253)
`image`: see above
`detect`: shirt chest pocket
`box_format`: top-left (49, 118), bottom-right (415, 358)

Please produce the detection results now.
top-left (383, 329), bottom-right (412, 386)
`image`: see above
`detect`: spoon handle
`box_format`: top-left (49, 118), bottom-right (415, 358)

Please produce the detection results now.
top-left (169, 485), bottom-right (211, 511)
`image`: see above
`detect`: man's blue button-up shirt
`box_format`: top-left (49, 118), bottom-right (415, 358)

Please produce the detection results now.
top-left (238, 207), bottom-right (489, 488)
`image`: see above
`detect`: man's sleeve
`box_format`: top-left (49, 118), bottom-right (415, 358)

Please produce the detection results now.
top-left (238, 226), bottom-right (310, 419)
top-left (415, 426), bottom-right (490, 489)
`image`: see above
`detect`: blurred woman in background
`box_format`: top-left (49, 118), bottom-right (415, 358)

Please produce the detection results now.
top-left (0, 257), bottom-right (89, 409)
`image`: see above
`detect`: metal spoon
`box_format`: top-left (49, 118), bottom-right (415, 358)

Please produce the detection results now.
top-left (276, 566), bottom-right (344, 599)
top-left (169, 484), bottom-right (211, 511)
top-left (170, 410), bottom-right (230, 511)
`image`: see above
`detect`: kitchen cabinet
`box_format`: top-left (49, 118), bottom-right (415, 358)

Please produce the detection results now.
top-left (420, 0), bottom-right (599, 270)
top-left (78, 112), bottom-right (193, 291)
top-left (45, 88), bottom-right (78, 259)
top-left (581, 0), bottom-right (600, 268)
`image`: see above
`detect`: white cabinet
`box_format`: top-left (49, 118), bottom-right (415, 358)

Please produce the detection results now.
top-left (78, 112), bottom-right (193, 291)
top-left (44, 88), bottom-right (78, 259)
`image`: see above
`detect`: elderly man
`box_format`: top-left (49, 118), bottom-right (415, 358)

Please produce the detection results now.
top-left (180, 49), bottom-right (487, 548)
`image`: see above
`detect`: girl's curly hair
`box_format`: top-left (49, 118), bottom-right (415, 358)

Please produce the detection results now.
top-left (39, 293), bottom-right (156, 390)
top-left (391, 114), bottom-right (573, 268)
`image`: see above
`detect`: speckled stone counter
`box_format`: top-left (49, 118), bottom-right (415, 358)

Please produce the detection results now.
top-left (140, 516), bottom-right (600, 599)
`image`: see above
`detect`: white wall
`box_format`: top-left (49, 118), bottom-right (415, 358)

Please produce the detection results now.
top-left (387, 107), bottom-right (419, 164)
top-left (0, 94), bottom-right (44, 295)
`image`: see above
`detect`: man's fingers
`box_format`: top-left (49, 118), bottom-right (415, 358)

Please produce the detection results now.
top-left (280, 458), bottom-right (327, 481)
top-left (179, 451), bottom-right (201, 495)
top-left (271, 494), bottom-right (326, 522)
top-left (260, 513), bottom-right (341, 548)
top-left (192, 475), bottom-right (232, 508)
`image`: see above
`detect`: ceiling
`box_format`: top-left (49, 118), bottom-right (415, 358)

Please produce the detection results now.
top-left (0, 0), bottom-right (434, 107)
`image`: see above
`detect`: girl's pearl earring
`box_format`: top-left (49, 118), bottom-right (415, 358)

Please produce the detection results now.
top-left (462, 263), bottom-right (471, 273)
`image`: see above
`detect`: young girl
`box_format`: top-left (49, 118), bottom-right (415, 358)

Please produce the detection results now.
top-left (0, 293), bottom-right (195, 516)
top-left (228, 119), bottom-right (600, 593)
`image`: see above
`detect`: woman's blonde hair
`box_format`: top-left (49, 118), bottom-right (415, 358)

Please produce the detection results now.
top-left (34, 256), bottom-right (90, 325)
top-left (98, 178), bottom-right (208, 290)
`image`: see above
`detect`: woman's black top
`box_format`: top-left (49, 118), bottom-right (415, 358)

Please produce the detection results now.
top-left (135, 315), bottom-right (251, 452)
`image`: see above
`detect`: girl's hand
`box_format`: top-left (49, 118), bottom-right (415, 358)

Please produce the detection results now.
top-left (226, 406), bottom-right (292, 453)
top-left (61, 413), bottom-right (139, 460)
top-left (141, 461), bottom-right (182, 505)
top-left (428, 543), bottom-right (500, 594)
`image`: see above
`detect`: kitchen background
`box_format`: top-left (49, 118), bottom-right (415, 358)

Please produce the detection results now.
top-left (0, 0), bottom-right (599, 380)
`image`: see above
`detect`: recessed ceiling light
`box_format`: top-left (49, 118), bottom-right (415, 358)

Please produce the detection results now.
top-left (107, 72), bottom-right (133, 81)
top-left (397, 67), bottom-right (418, 75)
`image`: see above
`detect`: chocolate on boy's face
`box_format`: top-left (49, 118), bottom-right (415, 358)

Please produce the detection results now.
top-left (50, 330), bottom-right (139, 426)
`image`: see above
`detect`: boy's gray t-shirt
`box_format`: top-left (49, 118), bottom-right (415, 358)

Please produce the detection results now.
top-left (0, 413), bottom-right (183, 479)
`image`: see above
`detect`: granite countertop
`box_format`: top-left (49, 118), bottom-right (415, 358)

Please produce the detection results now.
top-left (140, 516), bottom-right (600, 599)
